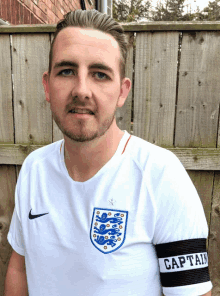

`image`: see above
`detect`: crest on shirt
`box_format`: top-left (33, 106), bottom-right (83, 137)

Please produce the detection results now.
top-left (90, 207), bottom-right (128, 254)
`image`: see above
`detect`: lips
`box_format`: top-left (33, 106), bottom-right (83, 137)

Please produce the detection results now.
top-left (69, 108), bottom-right (94, 115)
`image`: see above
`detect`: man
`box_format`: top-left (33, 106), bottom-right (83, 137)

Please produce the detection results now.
top-left (4, 9), bottom-right (212, 296)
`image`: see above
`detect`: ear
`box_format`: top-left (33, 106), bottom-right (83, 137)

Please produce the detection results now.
top-left (117, 78), bottom-right (132, 108)
top-left (42, 71), bottom-right (50, 103)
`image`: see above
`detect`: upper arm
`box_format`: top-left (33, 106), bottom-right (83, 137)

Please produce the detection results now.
top-left (8, 250), bottom-right (26, 272)
top-left (201, 291), bottom-right (212, 296)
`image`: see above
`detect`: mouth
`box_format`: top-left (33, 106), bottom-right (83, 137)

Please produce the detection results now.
top-left (69, 109), bottom-right (94, 115)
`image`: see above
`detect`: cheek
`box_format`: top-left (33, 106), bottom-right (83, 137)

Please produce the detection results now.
top-left (49, 83), bottom-right (71, 104)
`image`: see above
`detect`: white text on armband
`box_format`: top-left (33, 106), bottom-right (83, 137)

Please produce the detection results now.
top-left (159, 252), bottom-right (208, 273)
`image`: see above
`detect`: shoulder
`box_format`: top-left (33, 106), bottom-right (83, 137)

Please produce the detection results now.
top-left (25, 139), bottom-right (63, 163)
top-left (127, 134), bottom-right (181, 173)
top-left (19, 140), bottom-right (63, 179)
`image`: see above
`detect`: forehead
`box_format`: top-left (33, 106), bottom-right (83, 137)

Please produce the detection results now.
top-left (52, 27), bottom-right (121, 67)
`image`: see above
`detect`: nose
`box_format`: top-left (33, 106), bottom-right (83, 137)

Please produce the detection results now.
top-left (71, 70), bottom-right (92, 100)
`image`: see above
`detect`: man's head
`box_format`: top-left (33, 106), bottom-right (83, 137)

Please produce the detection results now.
top-left (49, 9), bottom-right (129, 83)
top-left (43, 10), bottom-right (131, 143)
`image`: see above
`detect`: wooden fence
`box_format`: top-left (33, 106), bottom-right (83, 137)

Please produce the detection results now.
top-left (1, 22), bottom-right (220, 295)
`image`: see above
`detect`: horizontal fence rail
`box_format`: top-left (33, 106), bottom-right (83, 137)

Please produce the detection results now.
top-left (1, 22), bottom-right (220, 33)
top-left (1, 144), bottom-right (220, 170)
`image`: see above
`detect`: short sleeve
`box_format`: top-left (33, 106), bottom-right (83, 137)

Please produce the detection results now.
top-left (152, 151), bottom-right (213, 296)
top-left (7, 207), bottom-right (25, 256)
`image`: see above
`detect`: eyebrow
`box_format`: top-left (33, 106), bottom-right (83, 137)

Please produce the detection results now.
top-left (53, 60), bottom-right (114, 77)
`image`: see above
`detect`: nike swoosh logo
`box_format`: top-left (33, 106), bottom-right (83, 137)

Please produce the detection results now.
top-left (29, 209), bottom-right (49, 220)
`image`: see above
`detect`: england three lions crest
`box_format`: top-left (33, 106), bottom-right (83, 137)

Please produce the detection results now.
top-left (90, 207), bottom-right (128, 254)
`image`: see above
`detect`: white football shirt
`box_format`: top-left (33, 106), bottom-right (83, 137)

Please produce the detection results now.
top-left (8, 130), bottom-right (213, 296)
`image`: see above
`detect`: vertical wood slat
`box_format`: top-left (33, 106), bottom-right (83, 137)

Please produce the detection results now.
top-left (187, 170), bottom-right (213, 231)
top-left (0, 34), bottom-right (17, 294)
top-left (50, 33), bottom-right (64, 142)
top-left (0, 35), bottom-right (14, 144)
top-left (175, 31), bottom-right (220, 294)
top-left (0, 165), bottom-right (17, 296)
top-left (209, 172), bottom-right (220, 296)
top-left (133, 32), bottom-right (179, 147)
top-left (175, 32), bottom-right (220, 148)
top-left (211, 51), bottom-right (220, 294)
top-left (115, 32), bottom-right (134, 132)
top-left (11, 33), bottom-right (52, 145)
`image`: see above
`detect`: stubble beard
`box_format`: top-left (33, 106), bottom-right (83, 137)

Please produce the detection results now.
top-left (52, 104), bottom-right (118, 143)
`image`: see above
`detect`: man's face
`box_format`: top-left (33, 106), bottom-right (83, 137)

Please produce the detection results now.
top-left (43, 27), bottom-right (131, 143)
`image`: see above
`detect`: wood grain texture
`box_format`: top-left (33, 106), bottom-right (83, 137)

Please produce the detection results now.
top-left (0, 34), bottom-right (17, 295)
top-left (2, 22), bottom-right (220, 33)
top-left (175, 31), bottom-right (219, 295)
top-left (187, 171), bottom-right (213, 227)
top-left (175, 31), bottom-right (220, 148)
top-left (49, 33), bottom-right (64, 143)
top-left (0, 35), bottom-right (14, 144)
top-left (12, 33), bottom-right (52, 145)
top-left (133, 31), bottom-right (179, 147)
top-left (0, 165), bottom-right (16, 295)
top-left (115, 32), bottom-right (134, 132)
top-left (2, 144), bottom-right (220, 169)
top-left (209, 172), bottom-right (220, 296)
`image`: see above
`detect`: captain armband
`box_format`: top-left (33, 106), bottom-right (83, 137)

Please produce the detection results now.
top-left (155, 238), bottom-right (211, 288)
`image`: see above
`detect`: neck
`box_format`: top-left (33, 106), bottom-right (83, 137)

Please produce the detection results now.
top-left (63, 122), bottom-right (125, 182)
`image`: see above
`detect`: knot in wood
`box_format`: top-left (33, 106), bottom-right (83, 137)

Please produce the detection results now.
top-left (29, 134), bottom-right (34, 145)
top-left (214, 206), bottom-right (220, 215)
top-left (0, 221), bottom-right (7, 233)
top-left (209, 232), bottom-right (216, 240)
top-left (199, 37), bottom-right (204, 44)
top-left (19, 145), bottom-right (29, 154)
top-left (193, 155), bottom-right (198, 161)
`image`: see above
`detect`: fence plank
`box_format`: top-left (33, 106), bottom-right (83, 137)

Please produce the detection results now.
top-left (209, 171), bottom-right (220, 296)
top-left (187, 171), bottom-right (213, 226)
top-left (133, 32), bottom-right (179, 147)
top-left (175, 31), bottom-right (220, 148)
top-left (2, 22), bottom-right (220, 33)
top-left (49, 33), bottom-right (64, 143)
top-left (0, 35), bottom-right (14, 144)
top-left (0, 165), bottom-right (17, 295)
top-left (0, 34), bottom-right (17, 294)
top-left (116, 32), bottom-right (134, 132)
top-left (3, 144), bottom-right (220, 169)
top-left (175, 31), bottom-right (220, 293)
top-left (12, 33), bottom-right (52, 145)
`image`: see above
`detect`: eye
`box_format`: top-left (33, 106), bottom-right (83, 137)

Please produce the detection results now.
top-left (93, 72), bottom-right (110, 80)
top-left (58, 69), bottom-right (74, 76)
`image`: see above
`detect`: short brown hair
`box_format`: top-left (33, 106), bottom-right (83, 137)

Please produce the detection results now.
top-left (48, 9), bottom-right (129, 83)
